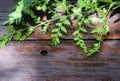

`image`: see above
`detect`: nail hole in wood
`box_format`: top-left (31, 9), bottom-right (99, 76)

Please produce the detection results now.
top-left (40, 50), bottom-right (48, 56)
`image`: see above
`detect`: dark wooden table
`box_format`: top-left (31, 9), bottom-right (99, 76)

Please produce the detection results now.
top-left (0, 0), bottom-right (120, 81)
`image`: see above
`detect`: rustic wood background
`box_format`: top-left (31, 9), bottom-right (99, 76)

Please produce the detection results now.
top-left (0, 0), bottom-right (120, 81)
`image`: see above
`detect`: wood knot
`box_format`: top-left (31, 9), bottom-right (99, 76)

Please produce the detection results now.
top-left (40, 50), bottom-right (48, 56)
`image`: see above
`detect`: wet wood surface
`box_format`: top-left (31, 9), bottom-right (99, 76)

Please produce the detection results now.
top-left (0, 0), bottom-right (120, 81)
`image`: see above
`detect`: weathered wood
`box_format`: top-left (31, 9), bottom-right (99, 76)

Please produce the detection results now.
top-left (0, 0), bottom-right (120, 39)
top-left (0, 0), bottom-right (18, 12)
top-left (29, 27), bottom-right (120, 40)
top-left (0, 40), bottom-right (120, 81)
top-left (29, 12), bottom-right (120, 39)
top-left (0, 0), bottom-right (120, 81)
top-left (0, 18), bottom-right (120, 39)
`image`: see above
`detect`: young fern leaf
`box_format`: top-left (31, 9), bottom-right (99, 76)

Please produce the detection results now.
top-left (50, 20), bottom-right (68, 46)
top-left (4, 0), bottom-right (24, 25)
top-left (19, 27), bottom-right (35, 41)
top-left (90, 28), bottom-right (102, 34)
top-left (60, 26), bottom-right (67, 33)
top-left (73, 27), bottom-right (88, 55)
top-left (42, 22), bottom-right (50, 34)
top-left (0, 33), bottom-right (14, 48)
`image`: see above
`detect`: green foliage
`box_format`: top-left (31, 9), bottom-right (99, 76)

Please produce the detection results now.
top-left (4, 0), bottom-right (24, 25)
top-left (0, 0), bottom-right (120, 56)
top-left (50, 20), bottom-right (68, 46)
top-left (42, 22), bottom-right (50, 34)
top-left (0, 33), bottom-right (13, 48)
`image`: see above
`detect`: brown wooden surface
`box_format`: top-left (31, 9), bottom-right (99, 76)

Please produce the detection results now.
top-left (0, 0), bottom-right (120, 40)
top-left (0, 41), bottom-right (120, 81)
top-left (0, 0), bottom-right (120, 81)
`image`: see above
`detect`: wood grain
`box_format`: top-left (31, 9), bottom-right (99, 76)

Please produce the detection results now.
top-left (0, 0), bottom-right (120, 39)
top-left (0, 0), bottom-right (120, 81)
top-left (0, 0), bottom-right (18, 12)
top-left (0, 41), bottom-right (120, 81)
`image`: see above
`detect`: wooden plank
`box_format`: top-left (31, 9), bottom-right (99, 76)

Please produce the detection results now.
top-left (29, 27), bottom-right (120, 40)
top-left (0, 0), bottom-right (18, 12)
top-left (0, 20), bottom-right (120, 39)
top-left (0, 0), bottom-right (120, 39)
top-left (0, 40), bottom-right (120, 81)
top-left (0, 14), bottom-right (120, 39)
top-left (0, 1), bottom-right (120, 81)
top-left (29, 12), bottom-right (120, 39)
top-left (0, 12), bottom-right (10, 21)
